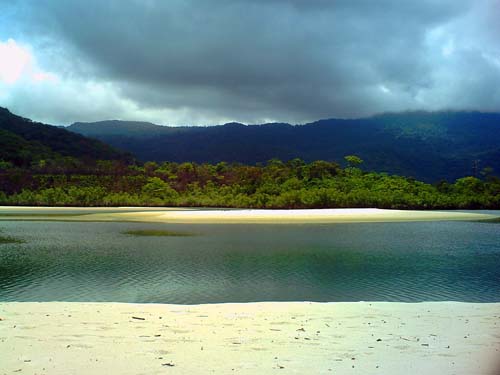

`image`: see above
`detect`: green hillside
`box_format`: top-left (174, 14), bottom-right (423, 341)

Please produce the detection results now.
top-left (0, 107), bottom-right (132, 167)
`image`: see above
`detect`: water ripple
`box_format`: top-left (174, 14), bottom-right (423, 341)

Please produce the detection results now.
top-left (1, 220), bottom-right (499, 303)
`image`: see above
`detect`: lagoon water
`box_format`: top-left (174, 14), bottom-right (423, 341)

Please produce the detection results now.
top-left (0, 220), bottom-right (499, 303)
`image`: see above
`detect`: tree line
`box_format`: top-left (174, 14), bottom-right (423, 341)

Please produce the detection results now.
top-left (0, 156), bottom-right (499, 209)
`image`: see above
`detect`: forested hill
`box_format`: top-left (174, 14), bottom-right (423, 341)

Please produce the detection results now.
top-left (0, 107), bottom-right (132, 167)
top-left (67, 111), bottom-right (500, 182)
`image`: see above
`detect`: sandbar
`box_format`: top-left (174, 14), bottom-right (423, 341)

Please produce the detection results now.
top-left (1, 207), bottom-right (499, 224)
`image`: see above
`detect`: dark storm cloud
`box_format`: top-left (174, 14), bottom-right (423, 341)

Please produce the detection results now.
top-left (2, 0), bottom-right (499, 124)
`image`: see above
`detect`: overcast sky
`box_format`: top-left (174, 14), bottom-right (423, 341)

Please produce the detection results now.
top-left (0, 0), bottom-right (499, 125)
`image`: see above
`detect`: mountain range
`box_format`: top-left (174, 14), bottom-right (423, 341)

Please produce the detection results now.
top-left (1, 105), bottom-right (499, 182)
top-left (67, 111), bottom-right (500, 182)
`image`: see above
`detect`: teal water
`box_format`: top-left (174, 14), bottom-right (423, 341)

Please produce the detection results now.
top-left (0, 221), bottom-right (499, 303)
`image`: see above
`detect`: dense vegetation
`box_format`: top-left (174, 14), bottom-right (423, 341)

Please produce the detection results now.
top-left (68, 111), bottom-right (500, 182)
top-left (1, 157), bottom-right (499, 209)
top-left (0, 107), bottom-right (132, 167)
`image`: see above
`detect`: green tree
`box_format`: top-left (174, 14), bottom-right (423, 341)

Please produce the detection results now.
top-left (141, 177), bottom-right (178, 201)
top-left (344, 155), bottom-right (364, 168)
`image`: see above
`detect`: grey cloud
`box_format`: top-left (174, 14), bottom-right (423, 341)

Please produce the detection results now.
top-left (3, 0), bottom-right (499, 124)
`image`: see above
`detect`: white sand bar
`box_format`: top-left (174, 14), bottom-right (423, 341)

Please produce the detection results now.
top-left (1, 302), bottom-right (499, 374)
top-left (1, 207), bottom-right (499, 223)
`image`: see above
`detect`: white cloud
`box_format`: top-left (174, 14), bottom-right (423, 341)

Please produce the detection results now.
top-left (0, 38), bottom-right (60, 86)
top-left (0, 39), bottom-right (32, 84)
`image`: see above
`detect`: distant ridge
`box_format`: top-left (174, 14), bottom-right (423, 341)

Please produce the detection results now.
top-left (66, 111), bottom-right (500, 182)
top-left (69, 120), bottom-right (169, 136)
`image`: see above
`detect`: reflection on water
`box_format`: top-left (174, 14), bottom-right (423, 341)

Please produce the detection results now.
top-left (0, 221), bottom-right (499, 303)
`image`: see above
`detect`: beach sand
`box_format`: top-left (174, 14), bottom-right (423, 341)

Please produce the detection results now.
top-left (1, 207), bottom-right (499, 224)
top-left (1, 302), bottom-right (499, 374)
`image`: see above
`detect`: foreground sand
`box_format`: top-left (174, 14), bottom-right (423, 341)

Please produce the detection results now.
top-left (1, 302), bottom-right (499, 374)
top-left (1, 207), bottom-right (500, 223)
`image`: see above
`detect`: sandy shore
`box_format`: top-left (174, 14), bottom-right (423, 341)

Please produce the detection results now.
top-left (1, 207), bottom-right (499, 223)
top-left (1, 302), bottom-right (499, 375)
